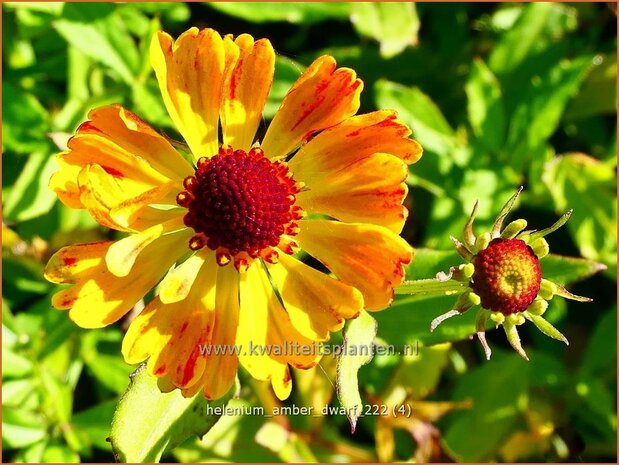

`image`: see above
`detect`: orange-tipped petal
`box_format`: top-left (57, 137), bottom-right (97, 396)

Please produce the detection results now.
top-left (296, 219), bottom-right (412, 310)
top-left (85, 104), bottom-right (193, 180)
top-left (45, 230), bottom-right (190, 328)
top-left (50, 104), bottom-right (186, 210)
top-left (289, 110), bottom-right (422, 174)
top-left (295, 152), bottom-right (410, 233)
top-left (262, 55), bottom-right (363, 159)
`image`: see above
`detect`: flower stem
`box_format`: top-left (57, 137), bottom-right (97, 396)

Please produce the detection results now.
top-left (395, 279), bottom-right (467, 295)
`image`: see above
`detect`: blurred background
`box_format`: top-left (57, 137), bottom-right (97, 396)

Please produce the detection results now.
top-left (2, 2), bottom-right (617, 462)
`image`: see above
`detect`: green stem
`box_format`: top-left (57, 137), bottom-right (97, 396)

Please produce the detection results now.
top-left (395, 278), bottom-right (466, 295)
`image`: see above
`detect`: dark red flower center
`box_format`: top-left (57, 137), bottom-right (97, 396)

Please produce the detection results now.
top-left (177, 146), bottom-right (302, 270)
top-left (470, 238), bottom-right (542, 315)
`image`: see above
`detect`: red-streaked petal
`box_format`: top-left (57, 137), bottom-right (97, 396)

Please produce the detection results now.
top-left (262, 55), bottom-right (363, 159)
top-left (221, 34), bottom-right (275, 151)
top-left (150, 28), bottom-right (226, 158)
top-left (295, 219), bottom-right (413, 310)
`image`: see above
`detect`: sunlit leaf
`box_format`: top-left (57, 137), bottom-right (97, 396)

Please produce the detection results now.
top-left (351, 3), bottom-right (419, 58)
top-left (2, 83), bottom-right (50, 154)
top-left (2, 407), bottom-right (48, 449)
top-left (465, 58), bottom-right (505, 152)
top-left (443, 352), bottom-right (530, 461)
top-left (375, 79), bottom-right (456, 156)
top-left (542, 153), bottom-right (617, 276)
top-left (4, 152), bottom-right (58, 222)
top-left (207, 2), bottom-right (351, 24)
top-left (53, 3), bottom-right (139, 84)
top-left (110, 366), bottom-right (237, 462)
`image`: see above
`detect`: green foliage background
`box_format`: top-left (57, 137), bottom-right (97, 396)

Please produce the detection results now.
top-left (2, 2), bottom-right (617, 463)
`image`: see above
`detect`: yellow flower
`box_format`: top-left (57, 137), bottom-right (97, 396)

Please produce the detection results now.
top-left (44, 28), bottom-right (422, 400)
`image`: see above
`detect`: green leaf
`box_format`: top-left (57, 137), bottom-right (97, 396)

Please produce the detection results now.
top-left (173, 399), bottom-right (280, 462)
top-left (505, 56), bottom-right (593, 167)
top-left (206, 2), bottom-right (351, 24)
top-left (579, 308), bottom-right (617, 379)
top-left (53, 3), bottom-right (140, 84)
top-left (4, 152), bottom-right (58, 222)
top-left (72, 400), bottom-right (117, 450)
top-left (351, 2), bottom-right (419, 58)
top-left (42, 443), bottom-right (80, 463)
top-left (443, 352), bottom-right (530, 461)
top-left (375, 80), bottom-right (456, 157)
top-left (542, 153), bottom-right (617, 275)
top-left (488, 3), bottom-right (578, 77)
top-left (465, 58), bottom-right (505, 152)
top-left (541, 253), bottom-right (607, 285)
top-left (39, 366), bottom-right (73, 424)
top-left (564, 54), bottom-right (617, 121)
top-left (1, 83), bottom-right (50, 154)
top-left (336, 310), bottom-right (377, 433)
top-left (2, 407), bottom-right (48, 449)
top-left (387, 343), bottom-right (451, 400)
top-left (85, 353), bottom-right (134, 395)
top-left (2, 346), bottom-right (34, 378)
top-left (110, 366), bottom-right (237, 462)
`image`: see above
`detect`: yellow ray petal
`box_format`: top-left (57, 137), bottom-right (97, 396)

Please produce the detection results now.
top-left (86, 104), bottom-right (193, 180)
top-left (221, 34), bottom-right (275, 151)
top-left (238, 264), bottom-right (292, 398)
top-left (105, 216), bottom-right (187, 277)
top-left (266, 253), bottom-right (362, 341)
top-left (252, 264), bottom-right (320, 367)
top-left (159, 249), bottom-right (212, 304)
top-left (150, 28), bottom-right (226, 159)
top-left (48, 230), bottom-right (191, 328)
top-left (45, 241), bottom-right (113, 284)
top-left (77, 164), bottom-right (179, 232)
top-left (262, 55), bottom-right (363, 160)
top-left (109, 180), bottom-right (180, 229)
top-left (295, 152), bottom-right (410, 233)
top-left (295, 219), bottom-right (412, 310)
top-left (201, 264), bottom-right (240, 400)
top-left (122, 255), bottom-right (218, 369)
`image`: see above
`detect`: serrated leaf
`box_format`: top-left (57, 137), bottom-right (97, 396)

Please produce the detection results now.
top-left (336, 310), bottom-right (377, 433)
top-left (351, 2), bottom-right (419, 58)
top-left (110, 366), bottom-right (236, 463)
